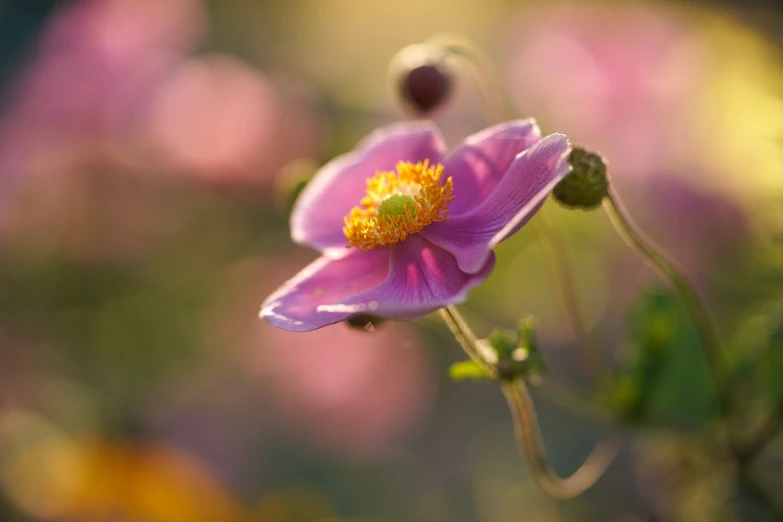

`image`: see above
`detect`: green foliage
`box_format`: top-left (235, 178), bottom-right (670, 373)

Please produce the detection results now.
top-left (0, 252), bottom-right (213, 425)
top-left (765, 307), bottom-right (783, 400)
top-left (495, 318), bottom-right (546, 380)
top-left (613, 287), bottom-right (720, 427)
top-left (286, 177), bottom-right (311, 212)
top-left (487, 328), bottom-right (518, 359)
top-left (448, 360), bottom-right (490, 381)
top-left (740, 301), bottom-right (783, 402)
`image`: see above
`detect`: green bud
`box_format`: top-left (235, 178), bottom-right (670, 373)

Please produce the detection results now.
top-left (552, 147), bottom-right (609, 210)
top-left (488, 328), bottom-right (518, 359)
top-left (512, 317), bottom-right (546, 378)
top-left (610, 374), bottom-right (645, 422)
top-left (489, 318), bottom-right (546, 381)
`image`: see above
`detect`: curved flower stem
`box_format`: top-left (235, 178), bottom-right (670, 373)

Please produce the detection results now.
top-left (440, 305), bottom-right (620, 498)
top-left (535, 215), bottom-right (606, 384)
top-left (601, 188), bottom-right (732, 419)
top-left (427, 33), bottom-right (513, 124)
top-left (502, 379), bottom-right (623, 499)
top-left (601, 173), bottom-right (783, 520)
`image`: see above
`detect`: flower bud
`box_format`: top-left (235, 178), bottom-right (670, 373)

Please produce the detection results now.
top-left (345, 314), bottom-right (385, 331)
top-left (390, 44), bottom-right (452, 115)
top-left (489, 318), bottom-right (545, 381)
top-left (552, 147), bottom-right (609, 210)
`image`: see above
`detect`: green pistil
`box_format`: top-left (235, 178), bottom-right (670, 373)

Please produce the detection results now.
top-left (377, 194), bottom-right (416, 221)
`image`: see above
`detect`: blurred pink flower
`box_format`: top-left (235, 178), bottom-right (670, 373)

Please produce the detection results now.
top-left (0, 0), bottom-right (321, 189)
top-left (212, 253), bottom-right (434, 460)
top-left (135, 55), bottom-right (321, 184)
top-left (136, 54), bottom-right (276, 177)
top-left (0, 0), bottom-right (206, 177)
top-left (505, 2), bottom-right (752, 286)
top-left (257, 320), bottom-right (433, 460)
top-left (0, 0), bottom-right (322, 258)
top-left (629, 175), bottom-right (750, 276)
top-left (505, 2), bottom-right (706, 183)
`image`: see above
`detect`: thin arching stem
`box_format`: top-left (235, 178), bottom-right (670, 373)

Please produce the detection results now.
top-left (502, 380), bottom-right (623, 499)
top-left (602, 188), bottom-right (732, 419)
top-left (440, 305), bottom-right (620, 498)
top-left (427, 34), bottom-right (514, 124)
top-left (535, 215), bottom-right (606, 384)
top-left (601, 175), bottom-right (783, 519)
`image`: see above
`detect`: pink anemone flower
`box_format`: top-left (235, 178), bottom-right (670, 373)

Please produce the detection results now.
top-left (261, 120), bottom-right (570, 331)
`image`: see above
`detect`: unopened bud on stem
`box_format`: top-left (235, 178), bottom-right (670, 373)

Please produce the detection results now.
top-left (390, 44), bottom-right (453, 116)
top-left (553, 148), bottom-right (609, 210)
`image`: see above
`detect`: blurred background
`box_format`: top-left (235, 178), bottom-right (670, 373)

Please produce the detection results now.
top-left (0, 0), bottom-right (781, 520)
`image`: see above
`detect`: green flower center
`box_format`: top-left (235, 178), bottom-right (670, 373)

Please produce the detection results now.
top-left (377, 194), bottom-right (416, 221)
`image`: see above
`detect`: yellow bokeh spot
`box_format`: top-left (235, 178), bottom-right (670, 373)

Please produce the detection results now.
top-left (688, 10), bottom-right (783, 196)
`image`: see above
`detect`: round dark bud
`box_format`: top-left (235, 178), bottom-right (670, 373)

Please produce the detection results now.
top-left (552, 147), bottom-right (609, 211)
top-left (391, 44), bottom-right (452, 115)
top-left (400, 63), bottom-right (452, 114)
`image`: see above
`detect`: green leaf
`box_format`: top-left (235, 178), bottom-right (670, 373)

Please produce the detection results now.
top-left (448, 360), bottom-right (490, 381)
top-left (759, 302), bottom-right (783, 401)
top-left (616, 287), bottom-right (720, 427)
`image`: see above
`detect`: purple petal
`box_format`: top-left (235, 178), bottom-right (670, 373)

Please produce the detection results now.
top-left (421, 134), bottom-right (571, 273)
top-left (446, 119), bottom-right (542, 216)
top-left (261, 248), bottom-right (390, 332)
top-left (291, 121), bottom-right (446, 257)
top-left (327, 236), bottom-right (495, 319)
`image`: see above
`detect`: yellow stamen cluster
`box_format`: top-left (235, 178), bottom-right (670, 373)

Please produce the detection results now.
top-left (343, 160), bottom-right (454, 249)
